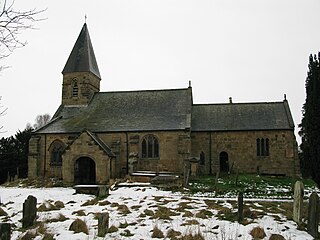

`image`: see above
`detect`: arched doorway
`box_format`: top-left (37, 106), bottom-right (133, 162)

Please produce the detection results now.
top-left (219, 152), bottom-right (229, 173)
top-left (74, 157), bottom-right (96, 184)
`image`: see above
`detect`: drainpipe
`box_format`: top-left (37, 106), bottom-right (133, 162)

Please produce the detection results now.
top-left (126, 132), bottom-right (129, 175)
top-left (209, 132), bottom-right (212, 175)
top-left (43, 134), bottom-right (47, 177)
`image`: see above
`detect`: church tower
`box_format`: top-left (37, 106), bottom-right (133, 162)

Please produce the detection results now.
top-left (61, 23), bottom-right (101, 106)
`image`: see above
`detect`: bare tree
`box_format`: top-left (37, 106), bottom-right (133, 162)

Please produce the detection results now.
top-left (0, 96), bottom-right (7, 132)
top-left (0, 0), bottom-right (45, 69)
top-left (33, 113), bottom-right (51, 129)
top-left (0, 1), bottom-right (45, 132)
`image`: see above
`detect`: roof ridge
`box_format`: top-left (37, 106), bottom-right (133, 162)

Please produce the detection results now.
top-left (193, 101), bottom-right (284, 106)
top-left (96, 87), bottom-right (189, 94)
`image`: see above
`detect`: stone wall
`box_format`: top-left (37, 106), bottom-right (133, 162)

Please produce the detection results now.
top-left (191, 129), bottom-right (298, 176)
top-left (62, 72), bottom-right (100, 106)
top-left (28, 128), bottom-right (298, 184)
top-left (62, 132), bottom-right (111, 185)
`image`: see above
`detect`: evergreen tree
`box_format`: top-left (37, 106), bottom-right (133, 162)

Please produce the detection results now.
top-left (299, 53), bottom-right (320, 186)
top-left (0, 127), bottom-right (33, 183)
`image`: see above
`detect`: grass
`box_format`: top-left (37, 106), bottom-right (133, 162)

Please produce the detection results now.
top-left (189, 174), bottom-right (318, 198)
top-left (69, 218), bottom-right (89, 235)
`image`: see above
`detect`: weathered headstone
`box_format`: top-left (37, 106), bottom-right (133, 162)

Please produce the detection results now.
top-left (238, 191), bottom-right (244, 222)
top-left (98, 186), bottom-right (109, 198)
top-left (307, 192), bottom-right (319, 238)
top-left (22, 195), bottom-right (37, 228)
top-left (293, 180), bottom-right (304, 224)
top-left (97, 212), bottom-right (109, 237)
top-left (0, 223), bottom-right (11, 240)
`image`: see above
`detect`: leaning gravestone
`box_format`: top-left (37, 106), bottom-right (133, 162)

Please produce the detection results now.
top-left (97, 212), bottom-right (109, 237)
top-left (0, 223), bottom-right (11, 240)
top-left (293, 180), bottom-right (304, 224)
top-left (22, 195), bottom-right (37, 228)
top-left (307, 192), bottom-right (319, 238)
top-left (238, 191), bottom-right (244, 222)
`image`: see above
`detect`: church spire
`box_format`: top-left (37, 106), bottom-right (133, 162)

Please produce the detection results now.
top-left (62, 23), bottom-right (101, 79)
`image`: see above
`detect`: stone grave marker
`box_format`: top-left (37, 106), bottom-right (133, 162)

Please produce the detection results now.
top-left (97, 212), bottom-right (109, 237)
top-left (22, 195), bottom-right (37, 228)
top-left (293, 180), bottom-right (304, 224)
top-left (0, 223), bottom-right (11, 240)
top-left (307, 192), bottom-right (319, 238)
top-left (238, 191), bottom-right (244, 222)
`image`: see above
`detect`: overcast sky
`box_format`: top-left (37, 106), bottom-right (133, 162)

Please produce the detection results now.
top-left (1, 0), bottom-right (320, 143)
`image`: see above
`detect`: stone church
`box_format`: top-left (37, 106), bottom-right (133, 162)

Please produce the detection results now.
top-left (28, 23), bottom-right (300, 185)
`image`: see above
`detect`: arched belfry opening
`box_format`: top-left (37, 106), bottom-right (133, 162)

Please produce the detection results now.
top-left (74, 157), bottom-right (96, 184)
top-left (219, 152), bottom-right (229, 173)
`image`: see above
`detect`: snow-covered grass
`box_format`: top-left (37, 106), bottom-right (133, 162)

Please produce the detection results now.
top-left (0, 181), bottom-right (315, 240)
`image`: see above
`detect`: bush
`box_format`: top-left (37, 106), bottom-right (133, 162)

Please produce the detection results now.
top-left (151, 225), bottom-right (164, 238)
top-left (269, 234), bottom-right (285, 240)
top-left (69, 218), bottom-right (89, 235)
top-left (250, 226), bottom-right (266, 239)
top-left (0, 207), bottom-right (8, 216)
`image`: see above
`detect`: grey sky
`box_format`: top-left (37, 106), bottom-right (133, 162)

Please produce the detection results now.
top-left (1, 0), bottom-right (320, 143)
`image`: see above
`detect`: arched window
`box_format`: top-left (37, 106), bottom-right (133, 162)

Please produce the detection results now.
top-left (256, 139), bottom-right (261, 156)
top-left (72, 82), bottom-right (79, 97)
top-left (256, 138), bottom-right (269, 157)
top-left (141, 135), bottom-right (159, 159)
top-left (49, 140), bottom-right (64, 166)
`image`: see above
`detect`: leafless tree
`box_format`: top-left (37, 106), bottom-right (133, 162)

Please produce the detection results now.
top-left (0, 1), bottom-right (45, 132)
top-left (0, 0), bottom-right (45, 69)
top-left (33, 113), bottom-right (51, 129)
top-left (0, 96), bottom-right (7, 132)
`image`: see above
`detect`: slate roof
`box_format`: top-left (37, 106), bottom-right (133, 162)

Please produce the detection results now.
top-left (191, 100), bottom-right (295, 131)
top-left (36, 88), bottom-right (192, 134)
top-left (62, 23), bottom-right (101, 79)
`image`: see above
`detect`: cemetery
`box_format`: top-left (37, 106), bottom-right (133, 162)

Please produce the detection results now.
top-left (0, 175), bottom-right (319, 239)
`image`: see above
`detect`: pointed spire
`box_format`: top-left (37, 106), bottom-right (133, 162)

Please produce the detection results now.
top-left (62, 23), bottom-right (101, 79)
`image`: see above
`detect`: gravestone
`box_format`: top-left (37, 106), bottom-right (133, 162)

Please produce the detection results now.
top-left (97, 212), bottom-right (109, 237)
top-left (98, 186), bottom-right (109, 198)
top-left (293, 180), bottom-right (304, 224)
top-left (238, 191), bottom-right (244, 222)
top-left (0, 223), bottom-right (11, 240)
top-left (307, 192), bottom-right (319, 238)
top-left (22, 195), bottom-right (37, 228)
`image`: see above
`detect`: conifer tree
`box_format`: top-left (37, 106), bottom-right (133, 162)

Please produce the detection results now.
top-left (299, 53), bottom-right (320, 186)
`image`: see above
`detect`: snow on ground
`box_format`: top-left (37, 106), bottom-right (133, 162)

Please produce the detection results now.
top-left (0, 184), bottom-right (314, 240)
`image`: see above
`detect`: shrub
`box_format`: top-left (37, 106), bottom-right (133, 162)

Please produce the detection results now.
top-left (151, 225), bottom-right (164, 238)
top-left (72, 210), bottom-right (86, 216)
top-left (42, 233), bottom-right (55, 240)
top-left (195, 209), bottom-right (213, 219)
top-left (119, 221), bottom-right (129, 228)
top-left (54, 201), bottom-right (64, 209)
top-left (269, 234), bottom-right (285, 240)
top-left (153, 206), bottom-right (179, 220)
top-left (250, 226), bottom-right (266, 239)
top-left (0, 207), bottom-right (8, 216)
top-left (117, 204), bottom-right (131, 215)
top-left (120, 229), bottom-right (134, 237)
top-left (107, 225), bottom-right (118, 233)
top-left (19, 231), bottom-right (36, 240)
top-left (181, 219), bottom-right (199, 226)
top-left (69, 218), bottom-right (89, 235)
top-left (81, 198), bottom-right (98, 206)
top-left (181, 232), bottom-right (205, 240)
top-left (167, 229), bottom-right (181, 239)
top-left (46, 213), bottom-right (68, 223)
